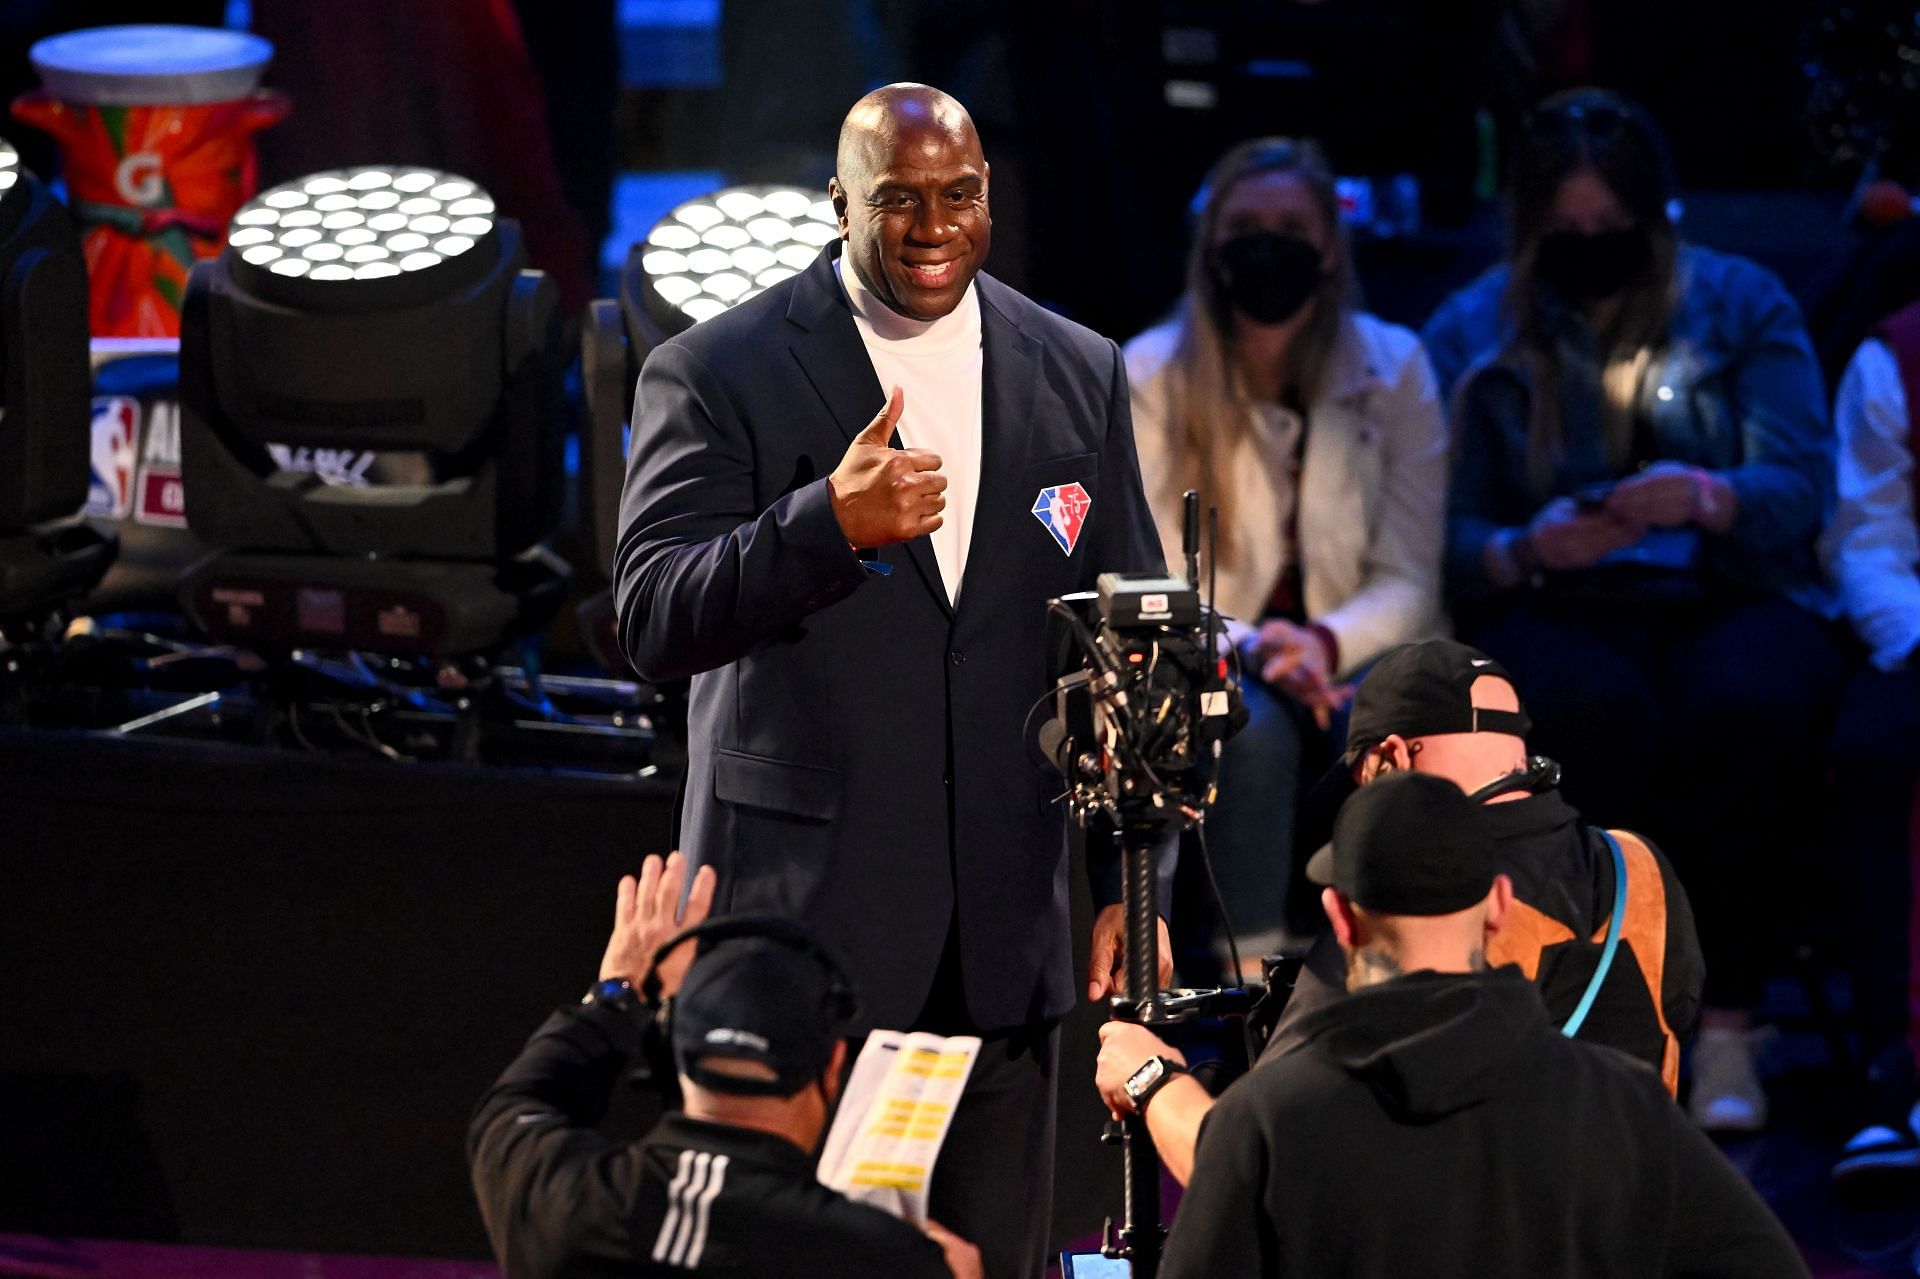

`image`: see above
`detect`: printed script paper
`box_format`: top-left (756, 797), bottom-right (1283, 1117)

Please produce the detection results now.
top-left (817, 1030), bottom-right (981, 1224)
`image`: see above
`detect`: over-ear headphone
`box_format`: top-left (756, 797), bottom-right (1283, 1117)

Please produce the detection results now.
top-left (632, 913), bottom-right (859, 1105)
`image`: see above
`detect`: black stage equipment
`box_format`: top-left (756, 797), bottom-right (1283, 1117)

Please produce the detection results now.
top-left (1042, 491), bottom-right (1250, 1279)
top-left (177, 165), bottom-right (568, 658)
top-left (0, 135), bottom-right (115, 625)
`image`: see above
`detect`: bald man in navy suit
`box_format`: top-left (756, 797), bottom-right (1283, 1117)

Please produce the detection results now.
top-left (615, 84), bottom-right (1172, 1279)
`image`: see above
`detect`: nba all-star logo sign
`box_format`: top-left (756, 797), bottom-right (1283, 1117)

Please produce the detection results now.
top-left (1032, 482), bottom-right (1092, 554)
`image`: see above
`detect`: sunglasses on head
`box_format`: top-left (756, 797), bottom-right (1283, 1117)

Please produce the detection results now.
top-left (1524, 100), bottom-right (1633, 139)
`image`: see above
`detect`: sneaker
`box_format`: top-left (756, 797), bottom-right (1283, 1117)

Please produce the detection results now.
top-left (1689, 1025), bottom-right (1768, 1134)
top-left (1833, 1100), bottom-right (1920, 1188)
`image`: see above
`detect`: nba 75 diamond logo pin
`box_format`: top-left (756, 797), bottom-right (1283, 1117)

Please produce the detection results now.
top-left (1032, 482), bottom-right (1092, 555)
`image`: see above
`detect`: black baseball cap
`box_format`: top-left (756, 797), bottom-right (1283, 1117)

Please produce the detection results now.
top-left (1341, 639), bottom-right (1530, 767)
top-left (673, 934), bottom-right (846, 1097)
top-left (1306, 771), bottom-right (1498, 915)
top-left (1303, 639), bottom-right (1531, 827)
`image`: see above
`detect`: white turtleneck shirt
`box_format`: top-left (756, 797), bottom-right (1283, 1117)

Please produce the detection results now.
top-left (838, 255), bottom-right (984, 606)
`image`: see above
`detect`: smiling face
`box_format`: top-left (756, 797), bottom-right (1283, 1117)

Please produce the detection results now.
top-left (830, 88), bottom-right (991, 321)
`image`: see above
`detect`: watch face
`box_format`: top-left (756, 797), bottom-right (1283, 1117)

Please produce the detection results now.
top-left (1125, 1057), bottom-right (1166, 1100)
top-left (586, 978), bottom-right (635, 1007)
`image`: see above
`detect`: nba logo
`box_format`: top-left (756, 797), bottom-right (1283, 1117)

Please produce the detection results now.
top-left (1032, 481), bottom-right (1092, 555)
top-left (87, 396), bottom-right (139, 520)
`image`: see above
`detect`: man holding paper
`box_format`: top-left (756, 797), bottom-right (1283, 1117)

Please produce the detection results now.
top-left (615, 81), bottom-right (1173, 1278)
top-left (469, 853), bottom-right (981, 1279)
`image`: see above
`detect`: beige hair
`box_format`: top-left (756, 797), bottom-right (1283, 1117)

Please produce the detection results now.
top-left (1156, 138), bottom-right (1358, 569)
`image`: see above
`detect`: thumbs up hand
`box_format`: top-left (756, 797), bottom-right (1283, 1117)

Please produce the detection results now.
top-left (827, 386), bottom-right (947, 548)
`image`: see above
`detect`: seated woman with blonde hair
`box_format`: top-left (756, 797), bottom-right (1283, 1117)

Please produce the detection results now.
top-left (1126, 137), bottom-right (1447, 965)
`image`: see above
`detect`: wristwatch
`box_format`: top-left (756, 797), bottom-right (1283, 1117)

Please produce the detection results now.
top-left (1123, 1056), bottom-right (1188, 1112)
top-left (581, 976), bottom-right (639, 1013)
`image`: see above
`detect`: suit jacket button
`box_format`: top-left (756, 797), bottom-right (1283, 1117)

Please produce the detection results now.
top-left (949, 650), bottom-right (966, 665)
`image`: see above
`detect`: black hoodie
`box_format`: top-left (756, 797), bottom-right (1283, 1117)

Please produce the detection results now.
top-left (1268, 789), bottom-right (1703, 1092)
top-left (1163, 968), bottom-right (1806, 1279)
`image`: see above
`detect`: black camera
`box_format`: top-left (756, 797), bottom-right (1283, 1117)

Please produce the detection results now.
top-left (1042, 568), bottom-right (1238, 830)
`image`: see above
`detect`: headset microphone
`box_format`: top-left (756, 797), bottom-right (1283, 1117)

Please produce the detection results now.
top-left (1467, 755), bottom-right (1562, 805)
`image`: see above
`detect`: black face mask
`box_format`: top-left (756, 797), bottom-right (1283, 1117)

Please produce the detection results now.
top-left (1211, 231), bottom-right (1324, 326)
top-left (1533, 227), bottom-right (1652, 302)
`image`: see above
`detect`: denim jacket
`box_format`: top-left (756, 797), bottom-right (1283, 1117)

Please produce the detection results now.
top-left (1425, 246), bottom-right (1834, 610)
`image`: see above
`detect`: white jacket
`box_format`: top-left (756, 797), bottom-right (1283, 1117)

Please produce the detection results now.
top-left (1125, 310), bottom-right (1448, 677)
top-left (1822, 338), bottom-right (1920, 670)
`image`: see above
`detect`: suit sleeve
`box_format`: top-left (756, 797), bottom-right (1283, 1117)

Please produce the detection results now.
top-left (1662, 1115), bottom-right (1809, 1278)
top-left (1161, 1090), bottom-right (1279, 1278)
top-left (614, 341), bottom-right (870, 683)
top-left (1083, 338), bottom-right (1181, 914)
top-left (467, 1005), bottom-right (647, 1279)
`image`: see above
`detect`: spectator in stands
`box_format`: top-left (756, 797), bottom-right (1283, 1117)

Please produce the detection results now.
top-left (1822, 315), bottom-right (1920, 1185)
top-left (1423, 87), bottom-right (1842, 1132)
top-left (1126, 137), bottom-right (1447, 966)
top-left (1158, 772), bottom-right (1808, 1279)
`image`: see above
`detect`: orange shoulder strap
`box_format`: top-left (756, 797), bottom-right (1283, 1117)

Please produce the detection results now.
top-left (1600, 829), bottom-right (1679, 1097)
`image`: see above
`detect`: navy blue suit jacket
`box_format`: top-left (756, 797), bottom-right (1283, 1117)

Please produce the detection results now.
top-left (614, 245), bottom-right (1166, 1033)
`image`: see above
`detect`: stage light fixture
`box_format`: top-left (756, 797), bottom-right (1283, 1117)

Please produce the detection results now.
top-left (0, 134), bottom-right (116, 621)
top-left (224, 166), bottom-right (500, 297)
top-left (570, 183), bottom-right (838, 674)
top-left (177, 165), bottom-right (569, 657)
top-left (635, 184), bottom-right (838, 335)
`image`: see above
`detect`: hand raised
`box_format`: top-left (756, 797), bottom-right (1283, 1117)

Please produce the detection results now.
top-left (828, 386), bottom-right (947, 549)
top-left (598, 851), bottom-right (718, 997)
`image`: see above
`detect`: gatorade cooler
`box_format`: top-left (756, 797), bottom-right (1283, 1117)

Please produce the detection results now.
top-left (13, 25), bottom-right (286, 338)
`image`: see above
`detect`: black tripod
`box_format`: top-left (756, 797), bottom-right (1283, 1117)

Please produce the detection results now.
top-left (1097, 811), bottom-right (1259, 1278)
top-left (1099, 813), bottom-right (1173, 1277)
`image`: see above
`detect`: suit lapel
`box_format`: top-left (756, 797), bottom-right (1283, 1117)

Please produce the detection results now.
top-left (786, 247), bottom-right (950, 616)
top-left (955, 278), bottom-right (1040, 632)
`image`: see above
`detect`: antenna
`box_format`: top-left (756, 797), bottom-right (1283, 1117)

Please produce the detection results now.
top-left (1206, 504), bottom-right (1221, 663)
top-left (1182, 488), bottom-right (1201, 588)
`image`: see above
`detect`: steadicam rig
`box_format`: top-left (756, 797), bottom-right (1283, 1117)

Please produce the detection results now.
top-left (1038, 493), bottom-right (1246, 1279)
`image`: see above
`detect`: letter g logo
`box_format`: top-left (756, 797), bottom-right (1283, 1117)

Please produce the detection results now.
top-left (115, 152), bottom-right (165, 206)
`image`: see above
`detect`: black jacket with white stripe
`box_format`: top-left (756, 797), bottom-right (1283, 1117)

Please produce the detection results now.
top-left (469, 1003), bottom-right (951, 1279)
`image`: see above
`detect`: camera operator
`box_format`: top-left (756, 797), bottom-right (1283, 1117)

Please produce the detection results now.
top-left (1095, 639), bottom-right (1701, 1183)
top-left (1160, 772), bottom-right (1805, 1279)
top-left (468, 852), bottom-right (980, 1279)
